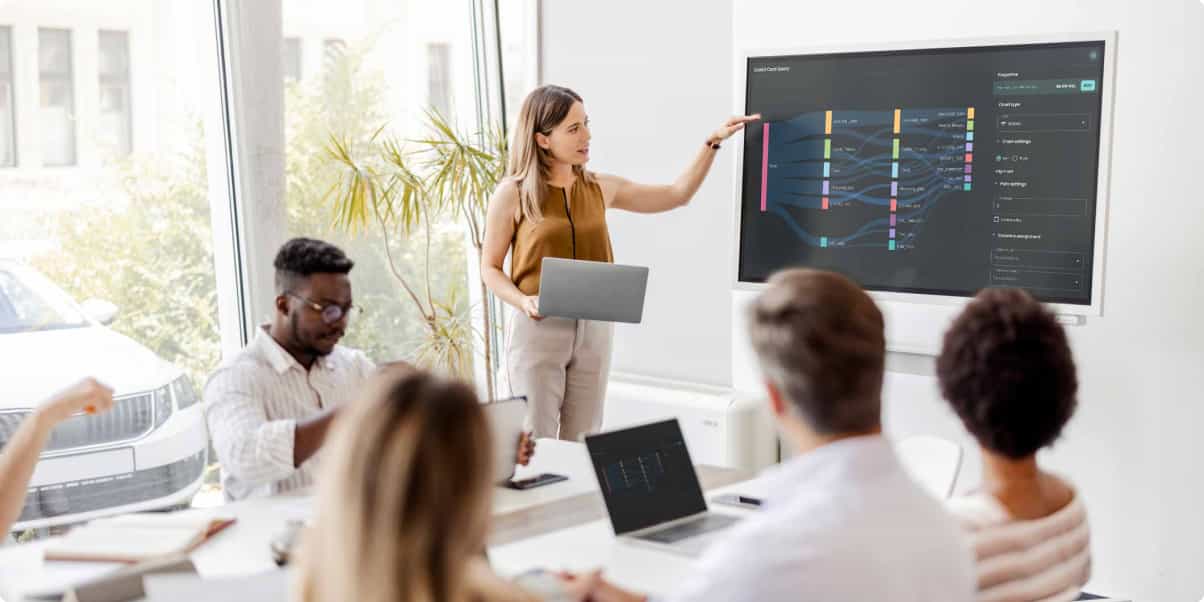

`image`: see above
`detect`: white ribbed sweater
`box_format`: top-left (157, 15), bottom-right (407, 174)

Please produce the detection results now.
top-left (948, 490), bottom-right (1091, 602)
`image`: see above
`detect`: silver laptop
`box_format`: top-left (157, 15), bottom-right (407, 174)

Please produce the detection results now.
top-left (586, 419), bottom-right (740, 556)
top-left (538, 257), bottom-right (649, 323)
top-left (484, 396), bottom-right (527, 483)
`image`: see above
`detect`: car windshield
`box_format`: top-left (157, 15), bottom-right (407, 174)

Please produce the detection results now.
top-left (0, 267), bottom-right (89, 333)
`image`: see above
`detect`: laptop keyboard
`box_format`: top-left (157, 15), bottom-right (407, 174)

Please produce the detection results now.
top-left (640, 513), bottom-right (739, 544)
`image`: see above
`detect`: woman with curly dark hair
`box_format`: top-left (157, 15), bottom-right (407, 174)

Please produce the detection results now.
top-left (937, 288), bottom-right (1090, 602)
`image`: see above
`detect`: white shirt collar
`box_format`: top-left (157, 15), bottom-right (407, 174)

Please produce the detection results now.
top-left (765, 433), bottom-right (897, 506)
top-left (252, 324), bottom-right (331, 375)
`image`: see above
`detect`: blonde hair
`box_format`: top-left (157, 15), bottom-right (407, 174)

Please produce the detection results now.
top-left (507, 84), bottom-right (596, 223)
top-left (299, 368), bottom-right (499, 602)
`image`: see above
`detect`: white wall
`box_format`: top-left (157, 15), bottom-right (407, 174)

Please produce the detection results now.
top-left (540, 0), bottom-right (735, 386)
top-left (547, 0), bottom-right (1204, 600)
top-left (731, 2), bottom-right (1202, 600)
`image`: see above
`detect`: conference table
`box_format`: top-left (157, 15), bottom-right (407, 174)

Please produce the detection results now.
top-left (0, 440), bottom-right (764, 601)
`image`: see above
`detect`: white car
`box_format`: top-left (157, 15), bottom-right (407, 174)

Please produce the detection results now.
top-left (0, 260), bottom-right (208, 532)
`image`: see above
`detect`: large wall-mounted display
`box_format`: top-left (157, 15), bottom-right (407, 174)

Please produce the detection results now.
top-left (737, 36), bottom-right (1113, 310)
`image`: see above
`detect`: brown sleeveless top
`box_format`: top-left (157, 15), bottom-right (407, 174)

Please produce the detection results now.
top-left (510, 178), bottom-right (614, 295)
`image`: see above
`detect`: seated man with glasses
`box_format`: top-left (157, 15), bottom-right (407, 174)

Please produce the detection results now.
top-left (203, 237), bottom-right (379, 501)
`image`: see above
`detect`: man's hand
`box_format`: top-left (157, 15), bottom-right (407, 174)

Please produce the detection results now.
top-left (517, 431), bottom-right (536, 466)
top-left (36, 378), bottom-right (115, 425)
top-left (559, 570), bottom-right (648, 602)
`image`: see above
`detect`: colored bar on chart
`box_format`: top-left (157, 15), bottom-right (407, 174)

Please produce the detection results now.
top-left (891, 162), bottom-right (899, 178)
top-left (824, 139), bottom-right (831, 159)
top-left (967, 107), bottom-right (975, 119)
top-left (760, 123), bottom-right (769, 212)
top-left (967, 119), bottom-right (975, 131)
top-left (965, 164), bottom-right (973, 173)
top-left (893, 109), bottom-right (901, 134)
top-left (965, 153), bottom-right (973, 163)
top-left (822, 197), bottom-right (829, 210)
top-left (890, 181), bottom-right (898, 196)
top-left (892, 139), bottom-right (900, 159)
top-left (965, 175), bottom-right (972, 183)
top-left (889, 228), bottom-right (896, 239)
top-left (890, 214), bottom-right (897, 226)
top-left (889, 240), bottom-right (896, 251)
top-left (966, 132), bottom-right (974, 141)
top-left (823, 162), bottom-right (830, 177)
top-left (966, 142), bottom-right (973, 152)
top-left (822, 180), bottom-right (830, 195)
top-left (964, 183), bottom-right (972, 191)
top-left (821, 236), bottom-right (828, 248)
top-left (825, 110), bottom-right (832, 135)
top-left (890, 198), bottom-right (897, 211)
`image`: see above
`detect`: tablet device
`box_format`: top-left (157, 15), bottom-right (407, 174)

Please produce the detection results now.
top-left (484, 396), bottom-right (528, 483)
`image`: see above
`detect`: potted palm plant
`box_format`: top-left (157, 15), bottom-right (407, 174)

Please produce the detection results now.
top-left (324, 111), bottom-right (508, 399)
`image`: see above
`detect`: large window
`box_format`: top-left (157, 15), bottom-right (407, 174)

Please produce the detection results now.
top-left (280, 0), bottom-right (476, 367)
top-left (97, 30), bottom-right (132, 156)
top-left (0, 0), bottom-right (520, 536)
top-left (0, 26), bottom-right (15, 167)
top-left (1, 2), bottom-right (226, 534)
top-left (38, 28), bottom-right (75, 166)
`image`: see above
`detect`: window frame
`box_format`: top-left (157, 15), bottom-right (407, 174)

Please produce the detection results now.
top-left (0, 25), bottom-right (16, 167)
top-left (97, 29), bottom-right (132, 156)
top-left (37, 26), bottom-right (76, 167)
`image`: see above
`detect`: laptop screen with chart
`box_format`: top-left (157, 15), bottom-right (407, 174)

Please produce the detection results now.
top-left (586, 419), bottom-right (707, 535)
top-left (738, 38), bottom-right (1110, 307)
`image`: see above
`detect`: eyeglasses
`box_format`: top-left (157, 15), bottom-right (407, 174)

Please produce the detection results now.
top-left (286, 292), bottom-right (362, 325)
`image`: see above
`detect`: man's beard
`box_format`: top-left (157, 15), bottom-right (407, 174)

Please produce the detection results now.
top-left (291, 314), bottom-right (336, 357)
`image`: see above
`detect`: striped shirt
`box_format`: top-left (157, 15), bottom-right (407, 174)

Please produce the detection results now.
top-left (948, 489), bottom-right (1091, 602)
top-left (203, 326), bottom-right (375, 501)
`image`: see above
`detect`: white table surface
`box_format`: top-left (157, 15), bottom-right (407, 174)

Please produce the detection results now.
top-left (0, 440), bottom-right (1126, 602)
top-left (487, 474), bottom-right (769, 598)
top-left (493, 439), bottom-right (599, 515)
top-left (0, 439), bottom-right (698, 602)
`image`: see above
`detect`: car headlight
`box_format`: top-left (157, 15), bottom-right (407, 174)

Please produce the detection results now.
top-left (170, 375), bottom-right (201, 410)
top-left (153, 384), bottom-right (173, 428)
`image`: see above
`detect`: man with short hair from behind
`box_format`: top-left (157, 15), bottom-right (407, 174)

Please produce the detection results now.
top-left (577, 269), bottom-right (975, 602)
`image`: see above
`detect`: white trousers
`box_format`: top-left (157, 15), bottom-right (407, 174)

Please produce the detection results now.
top-left (505, 308), bottom-right (614, 441)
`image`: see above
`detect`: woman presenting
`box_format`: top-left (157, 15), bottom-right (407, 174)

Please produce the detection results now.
top-left (482, 84), bottom-right (758, 441)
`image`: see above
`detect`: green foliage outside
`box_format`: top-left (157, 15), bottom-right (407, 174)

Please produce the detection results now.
top-left (31, 45), bottom-right (470, 390)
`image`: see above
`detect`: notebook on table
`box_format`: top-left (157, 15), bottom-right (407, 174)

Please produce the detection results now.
top-left (45, 512), bottom-right (236, 564)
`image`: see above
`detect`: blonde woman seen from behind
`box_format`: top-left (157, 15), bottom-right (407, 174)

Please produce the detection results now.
top-left (298, 366), bottom-right (592, 602)
top-left (482, 84), bottom-right (759, 441)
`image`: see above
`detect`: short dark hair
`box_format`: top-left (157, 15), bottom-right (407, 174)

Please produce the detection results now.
top-left (936, 288), bottom-right (1078, 459)
top-left (747, 269), bottom-right (885, 434)
top-left (273, 237), bottom-right (354, 293)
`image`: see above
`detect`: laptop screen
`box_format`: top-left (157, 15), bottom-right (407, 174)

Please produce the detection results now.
top-left (585, 419), bottom-right (707, 535)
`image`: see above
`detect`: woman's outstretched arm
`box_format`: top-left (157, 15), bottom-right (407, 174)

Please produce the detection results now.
top-left (0, 378), bottom-right (114, 534)
top-left (601, 114), bottom-right (760, 214)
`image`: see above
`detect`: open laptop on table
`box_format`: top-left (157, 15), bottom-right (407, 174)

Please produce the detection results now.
top-left (538, 257), bottom-right (649, 323)
top-left (585, 419), bottom-right (740, 556)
